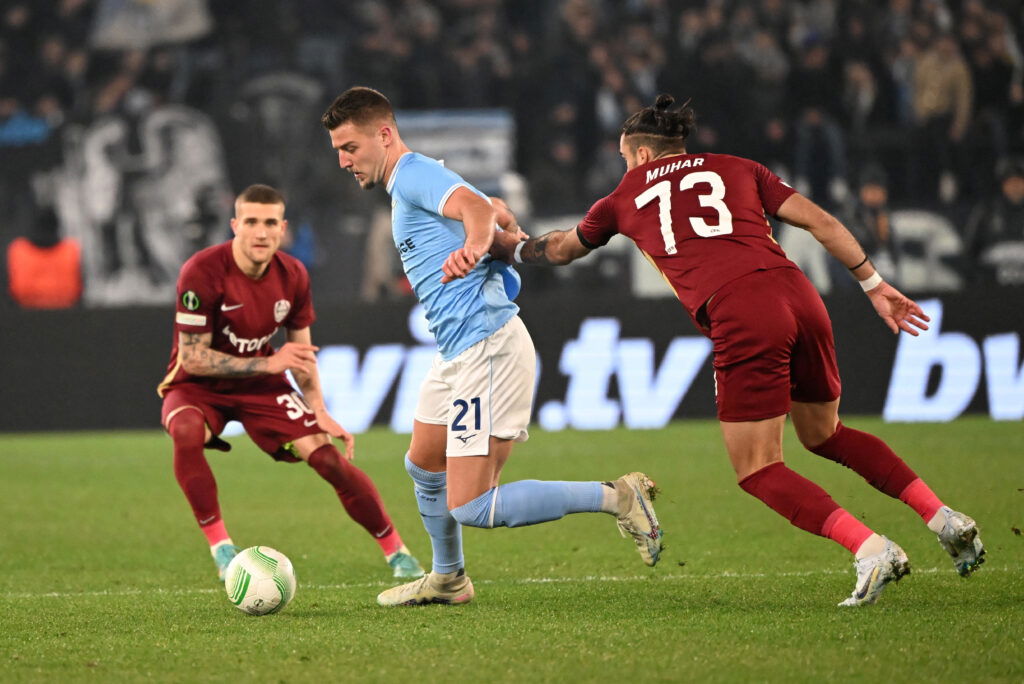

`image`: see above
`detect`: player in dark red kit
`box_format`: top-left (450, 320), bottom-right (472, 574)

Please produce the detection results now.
top-left (158, 184), bottom-right (424, 582)
top-left (468, 96), bottom-right (985, 606)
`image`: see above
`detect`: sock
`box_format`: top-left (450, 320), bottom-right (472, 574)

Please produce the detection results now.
top-left (900, 479), bottom-right (946, 526)
top-left (822, 509), bottom-right (877, 556)
top-left (449, 480), bottom-right (605, 528)
top-left (405, 454), bottom-right (463, 574)
top-left (738, 462), bottom-right (876, 554)
top-left (809, 422), bottom-right (944, 523)
top-left (169, 409), bottom-right (223, 532)
top-left (307, 444), bottom-right (401, 555)
top-left (202, 520), bottom-right (230, 547)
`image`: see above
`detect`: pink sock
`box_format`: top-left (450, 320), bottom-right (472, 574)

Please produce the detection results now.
top-left (202, 520), bottom-right (230, 546)
top-left (378, 529), bottom-right (403, 557)
top-left (898, 478), bottom-right (944, 522)
top-left (822, 509), bottom-right (874, 555)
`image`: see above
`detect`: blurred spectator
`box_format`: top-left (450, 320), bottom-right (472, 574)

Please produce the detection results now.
top-left (909, 30), bottom-right (973, 204)
top-left (839, 163), bottom-right (901, 286)
top-left (963, 157), bottom-right (1024, 286)
top-left (6, 207), bottom-right (82, 309)
top-left (788, 37), bottom-right (848, 206)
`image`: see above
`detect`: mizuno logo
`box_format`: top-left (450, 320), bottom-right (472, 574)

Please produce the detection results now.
top-left (221, 303), bottom-right (244, 311)
top-left (454, 433), bottom-right (477, 444)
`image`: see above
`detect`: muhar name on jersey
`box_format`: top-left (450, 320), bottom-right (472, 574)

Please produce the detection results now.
top-left (645, 157), bottom-right (705, 184)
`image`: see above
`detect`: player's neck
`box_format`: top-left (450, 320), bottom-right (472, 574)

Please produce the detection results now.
top-left (383, 141), bottom-right (412, 188)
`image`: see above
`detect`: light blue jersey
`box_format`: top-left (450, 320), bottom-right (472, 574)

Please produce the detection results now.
top-left (387, 152), bottom-right (519, 360)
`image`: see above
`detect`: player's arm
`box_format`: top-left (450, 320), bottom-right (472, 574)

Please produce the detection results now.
top-left (775, 193), bottom-right (930, 336)
top-left (439, 186), bottom-right (497, 279)
top-left (508, 227), bottom-right (593, 266)
top-left (286, 327), bottom-right (354, 459)
top-left (178, 331), bottom-right (318, 377)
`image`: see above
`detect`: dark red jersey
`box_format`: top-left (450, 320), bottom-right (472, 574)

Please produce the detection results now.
top-left (577, 153), bottom-right (799, 321)
top-left (157, 242), bottom-right (315, 396)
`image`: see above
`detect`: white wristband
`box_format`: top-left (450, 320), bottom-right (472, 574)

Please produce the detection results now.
top-left (859, 271), bottom-right (883, 292)
top-left (513, 241), bottom-right (525, 264)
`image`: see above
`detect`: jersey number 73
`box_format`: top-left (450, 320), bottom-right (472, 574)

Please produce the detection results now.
top-left (634, 170), bottom-right (734, 253)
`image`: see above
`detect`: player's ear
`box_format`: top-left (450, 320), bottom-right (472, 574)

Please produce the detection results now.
top-left (379, 124), bottom-right (393, 146)
top-left (229, 217), bottom-right (238, 236)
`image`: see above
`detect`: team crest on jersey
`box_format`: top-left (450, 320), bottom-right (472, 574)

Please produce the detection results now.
top-left (182, 290), bottom-right (200, 311)
top-left (274, 299), bottom-right (291, 323)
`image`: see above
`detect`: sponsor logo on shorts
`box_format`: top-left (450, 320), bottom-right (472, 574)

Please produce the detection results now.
top-left (454, 433), bottom-right (478, 444)
top-left (302, 418), bottom-right (317, 427)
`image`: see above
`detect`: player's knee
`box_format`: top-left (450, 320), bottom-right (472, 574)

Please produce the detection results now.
top-left (168, 409), bottom-right (206, 448)
top-left (405, 453), bottom-right (446, 492)
top-left (450, 488), bottom-right (496, 528)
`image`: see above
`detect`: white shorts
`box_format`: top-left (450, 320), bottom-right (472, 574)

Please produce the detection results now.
top-left (414, 315), bottom-right (536, 456)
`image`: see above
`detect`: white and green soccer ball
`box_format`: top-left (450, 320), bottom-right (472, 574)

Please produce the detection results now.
top-left (224, 546), bottom-right (296, 616)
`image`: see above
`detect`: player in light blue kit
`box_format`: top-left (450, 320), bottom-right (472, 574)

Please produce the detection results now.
top-left (322, 87), bottom-right (664, 606)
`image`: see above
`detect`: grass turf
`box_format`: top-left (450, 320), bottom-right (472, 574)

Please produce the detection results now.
top-left (1, 417), bottom-right (1021, 682)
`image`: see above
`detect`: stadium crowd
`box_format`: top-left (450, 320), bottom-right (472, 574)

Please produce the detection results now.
top-left (3, 0), bottom-right (1024, 307)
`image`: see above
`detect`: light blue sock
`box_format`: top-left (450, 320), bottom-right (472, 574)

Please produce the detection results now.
top-left (405, 454), bottom-right (463, 574)
top-left (450, 480), bottom-right (605, 528)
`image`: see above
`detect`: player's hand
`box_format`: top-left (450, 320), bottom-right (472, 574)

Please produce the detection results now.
top-left (866, 281), bottom-right (931, 335)
top-left (488, 226), bottom-right (529, 264)
top-left (316, 409), bottom-right (355, 460)
top-left (265, 342), bottom-right (319, 375)
top-left (440, 244), bottom-right (487, 283)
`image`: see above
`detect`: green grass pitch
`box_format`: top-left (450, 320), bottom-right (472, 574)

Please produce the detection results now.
top-left (2, 417), bottom-right (1022, 682)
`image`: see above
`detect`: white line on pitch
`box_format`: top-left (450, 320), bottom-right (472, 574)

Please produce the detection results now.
top-left (5, 566), bottom-right (1014, 600)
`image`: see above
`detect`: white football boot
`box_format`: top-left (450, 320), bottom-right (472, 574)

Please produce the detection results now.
top-left (933, 507), bottom-right (985, 577)
top-left (376, 569), bottom-right (475, 607)
top-left (839, 537), bottom-right (911, 607)
top-left (613, 472), bottom-right (663, 567)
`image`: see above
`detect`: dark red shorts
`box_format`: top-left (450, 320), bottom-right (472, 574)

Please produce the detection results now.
top-left (160, 378), bottom-right (323, 457)
top-left (704, 267), bottom-right (841, 422)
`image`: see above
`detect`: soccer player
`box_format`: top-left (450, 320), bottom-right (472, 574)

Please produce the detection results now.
top-left (158, 183), bottom-right (425, 582)
top-left (478, 95), bottom-right (985, 607)
top-left (321, 87), bottom-right (663, 607)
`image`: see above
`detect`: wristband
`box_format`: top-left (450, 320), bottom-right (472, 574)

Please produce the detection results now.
top-left (513, 241), bottom-right (525, 264)
top-left (849, 255), bottom-right (870, 271)
top-left (859, 271), bottom-right (883, 292)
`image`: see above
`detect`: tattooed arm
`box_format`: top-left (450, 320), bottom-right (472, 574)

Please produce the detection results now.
top-left (178, 331), bottom-right (317, 378)
top-left (514, 228), bottom-right (592, 265)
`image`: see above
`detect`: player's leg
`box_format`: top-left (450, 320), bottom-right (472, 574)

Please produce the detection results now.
top-left (711, 270), bottom-right (907, 605)
top-left (791, 399), bottom-right (985, 576)
top-left (289, 431), bottom-right (423, 579)
top-left (443, 317), bottom-right (662, 566)
top-left (786, 263), bottom-right (984, 577)
top-left (722, 416), bottom-right (909, 606)
top-left (377, 419), bottom-right (473, 606)
top-left (238, 384), bottom-right (424, 579)
top-left (161, 392), bottom-right (238, 581)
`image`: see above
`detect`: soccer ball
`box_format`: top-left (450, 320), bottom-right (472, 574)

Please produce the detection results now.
top-left (224, 546), bottom-right (296, 616)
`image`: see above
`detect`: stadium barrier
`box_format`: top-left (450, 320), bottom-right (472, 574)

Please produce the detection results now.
top-left (1, 288), bottom-right (1020, 432)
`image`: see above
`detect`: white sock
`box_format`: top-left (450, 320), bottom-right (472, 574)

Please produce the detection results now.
top-left (854, 533), bottom-right (887, 560)
top-left (600, 481), bottom-right (619, 515)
